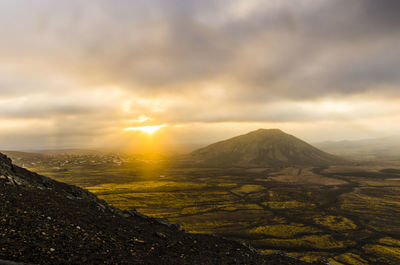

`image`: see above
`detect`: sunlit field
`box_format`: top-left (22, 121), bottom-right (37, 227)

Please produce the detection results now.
top-left (11, 153), bottom-right (400, 265)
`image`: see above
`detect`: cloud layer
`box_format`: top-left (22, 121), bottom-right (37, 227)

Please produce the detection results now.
top-left (0, 0), bottom-right (400, 150)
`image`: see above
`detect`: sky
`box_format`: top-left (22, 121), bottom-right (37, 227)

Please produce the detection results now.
top-left (1, 0), bottom-right (400, 152)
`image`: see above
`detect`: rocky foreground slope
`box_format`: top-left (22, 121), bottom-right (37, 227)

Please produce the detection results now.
top-left (0, 152), bottom-right (324, 265)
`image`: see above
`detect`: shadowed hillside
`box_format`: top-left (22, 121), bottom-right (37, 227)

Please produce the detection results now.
top-left (190, 129), bottom-right (347, 167)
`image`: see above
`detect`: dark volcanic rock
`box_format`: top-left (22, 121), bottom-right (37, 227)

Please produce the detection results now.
top-left (0, 152), bottom-right (322, 265)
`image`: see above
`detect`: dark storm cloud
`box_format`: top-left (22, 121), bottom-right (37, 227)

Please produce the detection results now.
top-left (107, 0), bottom-right (400, 100)
top-left (217, 0), bottom-right (400, 102)
top-left (363, 0), bottom-right (400, 28)
top-left (302, 0), bottom-right (400, 38)
top-left (2, 0), bottom-right (399, 101)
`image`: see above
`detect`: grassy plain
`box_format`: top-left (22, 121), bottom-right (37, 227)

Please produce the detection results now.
top-left (9, 154), bottom-right (400, 265)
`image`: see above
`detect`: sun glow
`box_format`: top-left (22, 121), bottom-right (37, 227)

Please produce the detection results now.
top-left (320, 101), bottom-right (352, 113)
top-left (131, 115), bottom-right (151, 123)
top-left (124, 124), bottom-right (167, 134)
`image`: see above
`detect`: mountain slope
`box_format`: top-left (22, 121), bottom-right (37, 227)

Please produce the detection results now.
top-left (190, 129), bottom-right (346, 167)
top-left (0, 152), bottom-right (319, 265)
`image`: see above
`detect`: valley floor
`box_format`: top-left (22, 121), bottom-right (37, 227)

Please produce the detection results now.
top-left (0, 155), bottom-right (314, 265)
top-left (10, 154), bottom-right (400, 265)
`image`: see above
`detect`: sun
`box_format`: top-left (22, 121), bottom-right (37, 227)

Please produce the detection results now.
top-left (124, 124), bottom-right (167, 134)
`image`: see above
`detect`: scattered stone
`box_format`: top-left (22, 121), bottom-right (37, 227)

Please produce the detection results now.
top-left (97, 203), bottom-right (106, 210)
top-left (155, 232), bottom-right (167, 239)
top-left (133, 238), bottom-right (145, 244)
top-left (127, 209), bottom-right (148, 219)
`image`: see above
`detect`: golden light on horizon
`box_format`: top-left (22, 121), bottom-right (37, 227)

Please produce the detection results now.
top-left (124, 124), bottom-right (167, 134)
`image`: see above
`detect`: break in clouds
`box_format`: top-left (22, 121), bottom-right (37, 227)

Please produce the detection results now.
top-left (1, 0), bottom-right (400, 149)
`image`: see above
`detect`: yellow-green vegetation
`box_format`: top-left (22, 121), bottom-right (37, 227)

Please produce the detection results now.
top-left (95, 190), bottom-right (237, 218)
top-left (299, 255), bottom-right (322, 263)
top-left (300, 235), bottom-right (355, 249)
top-left (216, 183), bottom-right (237, 188)
top-left (379, 237), bottom-right (400, 246)
top-left (340, 192), bottom-right (400, 234)
top-left (256, 234), bottom-right (354, 249)
top-left (259, 249), bottom-right (279, 255)
top-left (341, 192), bottom-right (400, 212)
top-left (87, 181), bottom-right (209, 193)
top-left (244, 203), bottom-right (264, 210)
top-left (232, 184), bottom-right (264, 194)
top-left (223, 204), bottom-right (263, 211)
top-left (99, 196), bottom-right (149, 209)
top-left (249, 224), bottom-right (321, 238)
top-left (332, 253), bottom-right (368, 265)
top-left (272, 216), bottom-right (287, 223)
top-left (180, 220), bottom-right (249, 234)
top-left (327, 259), bottom-right (345, 265)
top-left (289, 252), bottom-right (330, 263)
top-left (268, 190), bottom-right (277, 199)
top-left (180, 206), bottom-right (220, 215)
top-left (263, 200), bottom-right (311, 209)
top-left (222, 206), bottom-right (237, 211)
top-left (314, 216), bottom-right (357, 231)
top-left (363, 244), bottom-right (400, 259)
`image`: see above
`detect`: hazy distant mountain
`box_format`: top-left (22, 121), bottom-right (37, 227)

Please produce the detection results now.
top-left (34, 149), bottom-right (105, 155)
top-left (0, 150), bottom-right (45, 160)
top-left (1, 149), bottom-right (104, 156)
top-left (190, 129), bottom-right (346, 167)
top-left (315, 136), bottom-right (400, 159)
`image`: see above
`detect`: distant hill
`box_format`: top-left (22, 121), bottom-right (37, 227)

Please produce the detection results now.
top-left (0, 150), bottom-right (44, 159)
top-left (189, 129), bottom-right (346, 167)
top-left (315, 136), bottom-right (400, 160)
top-left (1, 149), bottom-right (105, 157)
top-left (33, 148), bottom-right (105, 155)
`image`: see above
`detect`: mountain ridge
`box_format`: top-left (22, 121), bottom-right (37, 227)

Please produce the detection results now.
top-left (315, 135), bottom-right (400, 159)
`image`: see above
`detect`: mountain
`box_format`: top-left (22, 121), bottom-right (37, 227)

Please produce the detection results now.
top-left (0, 152), bottom-right (317, 265)
top-left (189, 129), bottom-right (346, 167)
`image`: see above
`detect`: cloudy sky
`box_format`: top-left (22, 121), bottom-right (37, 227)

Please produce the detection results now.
top-left (1, 0), bottom-right (400, 151)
